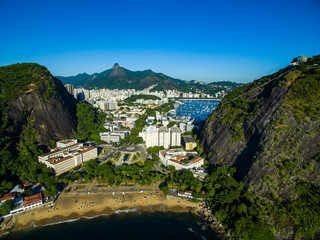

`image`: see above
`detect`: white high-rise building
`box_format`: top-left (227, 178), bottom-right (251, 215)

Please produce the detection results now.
top-left (64, 84), bottom-right (74, 96)
top-left (159, 126), bottom-right (170, 149)
top-left (179, 122), bottom-right (187, 133)
top-left (171, 126), bottom-right (181, 147)
top-left (139, 125), bottom-right (159, 148)
top-left (139, 125), bottom-right (181, 149)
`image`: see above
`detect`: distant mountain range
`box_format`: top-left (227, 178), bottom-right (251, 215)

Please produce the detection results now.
top-left (56, 63), bottom-right (243, 94)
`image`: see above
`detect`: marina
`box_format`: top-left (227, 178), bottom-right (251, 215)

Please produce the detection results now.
top-left (175, 100), bottom-right (221, 122)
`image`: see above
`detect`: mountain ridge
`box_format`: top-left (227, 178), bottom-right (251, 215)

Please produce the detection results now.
top-left (56, 63), bottom-right (243, 93)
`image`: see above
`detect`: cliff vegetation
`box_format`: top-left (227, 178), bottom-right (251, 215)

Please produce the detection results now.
top-left (0, 63), bottom-right (78, 197)
top-left (200, 55), bottom-right (320, 239)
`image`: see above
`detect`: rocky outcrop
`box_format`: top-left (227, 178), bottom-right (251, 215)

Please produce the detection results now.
top-left (3, 64), bottom-right (78, 148)
top-left (200, 61), bottom-right (320, 200)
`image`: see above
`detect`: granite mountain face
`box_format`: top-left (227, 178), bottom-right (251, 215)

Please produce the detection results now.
top-left (200, 56), bottom-right (320, 201)
top-left (0, 63), bottom-right (78, 148)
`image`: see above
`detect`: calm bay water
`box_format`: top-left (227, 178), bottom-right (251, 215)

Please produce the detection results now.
top-left (3, 212), bottom-right (221, 240)
top-left (176, 100), bottom-right (220, 121)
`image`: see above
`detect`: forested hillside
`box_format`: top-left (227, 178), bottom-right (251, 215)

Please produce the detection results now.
top-left (0, 63), bottom-right (78, 196)
top-left (200, 55), bottom-right (320, 239)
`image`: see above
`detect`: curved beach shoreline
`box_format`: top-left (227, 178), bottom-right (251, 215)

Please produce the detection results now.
top-left (2, 190), bottom-right (199, 232)
top-left (1, 190), bottom-right (231, 239)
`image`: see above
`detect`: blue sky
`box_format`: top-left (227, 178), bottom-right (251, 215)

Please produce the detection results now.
top-left (0, 0), bottom-right (319, 83)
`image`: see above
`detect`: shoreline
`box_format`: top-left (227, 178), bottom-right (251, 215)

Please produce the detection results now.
top-left (1, 190), bottom-right (231, 239)
top-left (1, 190), bottom-right (200, 234)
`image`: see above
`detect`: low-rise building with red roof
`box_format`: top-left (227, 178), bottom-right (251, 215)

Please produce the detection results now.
top-left (159, 148), bottom-right (204, 171)
top-left (23, 193), bottom-right (43, 210)
top-left (0, 192), bottom-right (15, 203)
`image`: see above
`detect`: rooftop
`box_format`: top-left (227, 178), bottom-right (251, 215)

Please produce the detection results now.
top-left (64, 143), bottom-right (83, 150)
top-left (23, 193), bottom-right (42, 206)
top-left (190, 157), bottom-right (203, 163)
top-left (57, 139), bottom-right (77, 144)
top-left (0, 192), bottom-right (15, 202)
top-left (47, 156), bottom-right (73, 165)
top-left (80, 147), bottom-right (96, 154)
top-left (39, 149), bottom-right (60, 157)
top-left (182, 135), bottom-right (196, 143)
top-left (170, 159), bottom-right (185, 165)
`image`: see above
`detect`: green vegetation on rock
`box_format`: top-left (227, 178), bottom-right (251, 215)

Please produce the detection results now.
top-left (124, 94), bottom-right (161, 103)
top-left (0, 63), bottom-right (52, 108)
top-left (74, 101), bottom-right (106, 143)
top-left (200, 55), bottom-right (320, 239)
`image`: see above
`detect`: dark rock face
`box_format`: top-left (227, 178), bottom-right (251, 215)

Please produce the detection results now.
top-left (109, 63), bottom-right (125, 78)
top-left (199, 66), bottom-right (320, 200)
top-left (6, 77), bottom-right (77, 147)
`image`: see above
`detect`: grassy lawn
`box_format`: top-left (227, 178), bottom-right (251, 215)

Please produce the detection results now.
top-left (132, 159), bottom-right (144, 166)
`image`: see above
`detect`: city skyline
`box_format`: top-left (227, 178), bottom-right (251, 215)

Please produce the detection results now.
top-left (1, 0), bottom-right (320, 83)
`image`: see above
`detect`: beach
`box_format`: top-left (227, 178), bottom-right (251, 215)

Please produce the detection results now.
top-left (8, 189), bottom-right (201, 232)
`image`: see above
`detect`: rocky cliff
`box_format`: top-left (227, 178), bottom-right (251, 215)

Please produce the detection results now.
top-left (0, 63), bottom-right (78, 148)
top-left (200, 56), bottom-right (320, 200)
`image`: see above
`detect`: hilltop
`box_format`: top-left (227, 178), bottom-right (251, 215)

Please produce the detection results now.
top-left (0, 63), bottom-right (78, 194)
top-left (56, 63), bottom-right (243, 94)
top-left (0, 63), bottom-right (78, 147)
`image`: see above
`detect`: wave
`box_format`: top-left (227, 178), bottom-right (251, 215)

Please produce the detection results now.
top-left (27, 208), bottom-right (141, 231)
top-left (39, 208), bottom-right (140, 227)
top-left (0, 230), bottom-right (11, 238)
top-left (113, 208), bottom-right (139, 214)
top-left (83, 213), bottom-right (112, 219)
top-left (30, 221), bottom-right (36, 228)
top-left (41, 218), bottom-right (80, 227)
top-left (188, 226), bottom-right (205, 239)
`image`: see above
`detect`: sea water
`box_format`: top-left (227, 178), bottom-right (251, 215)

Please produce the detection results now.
top-left (3, 212), bottom-right (221, 240)
top-left (176, 100), bottom-right (220, 122)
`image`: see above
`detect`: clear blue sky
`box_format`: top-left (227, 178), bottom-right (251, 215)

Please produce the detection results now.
top-left (0, 0), bottom-right (319, 83)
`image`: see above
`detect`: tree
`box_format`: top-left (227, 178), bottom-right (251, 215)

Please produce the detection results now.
top-left (45, 185), bottom-right (58, 197)
top-left (0, 180), bottom-right (13, 196)
top-left (0, 200), bottom-right (14, 215)
top-left (196, 144), bottom-right (203, 155)
top-left (234, 218), bottom-right (274, 240)
top-left (190, 178), bottom-right (203, 193)
top-left (24, 188), bottom-right (33, 196)
top-left (160, 185), bottom-right (169, 196)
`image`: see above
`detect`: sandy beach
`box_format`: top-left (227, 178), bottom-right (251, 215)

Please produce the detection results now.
top-left (10, 189), bottom-right (201, 231)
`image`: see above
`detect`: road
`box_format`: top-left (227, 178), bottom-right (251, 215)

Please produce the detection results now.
top-left (66, 181), bottom-right (160, 195)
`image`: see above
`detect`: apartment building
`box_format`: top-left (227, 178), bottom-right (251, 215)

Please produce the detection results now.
top-left (38, 140), bottom-right (97, 176)
top-left (139, 125), bottom-right (181, 149)
top-left (171, 126), bottom-right (181, 147)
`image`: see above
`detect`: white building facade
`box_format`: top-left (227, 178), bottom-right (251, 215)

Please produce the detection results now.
top-left (159, 148), bottom-right (204, 171)
top-left (139, 125), bottom-right (181, 149)
top-left (38, 141), bottom-right (98, 176)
